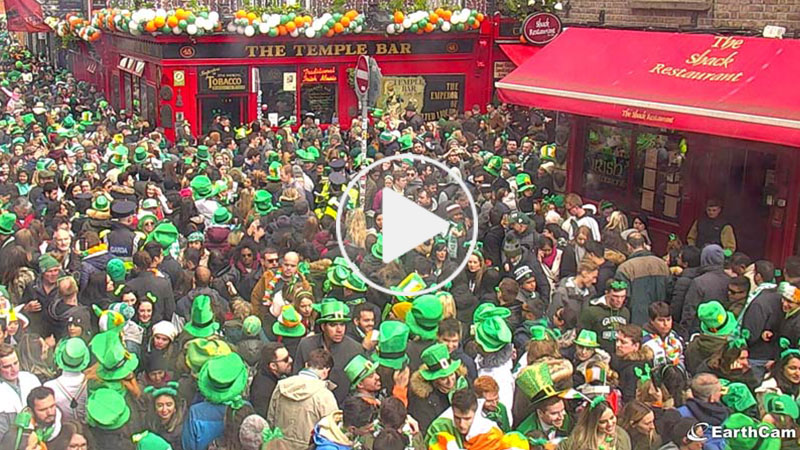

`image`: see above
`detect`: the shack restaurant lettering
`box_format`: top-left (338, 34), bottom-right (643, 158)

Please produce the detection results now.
top-left (199, 66), bottom-right (247, 93)
top-left (522, 13), bottom-right (562, 45)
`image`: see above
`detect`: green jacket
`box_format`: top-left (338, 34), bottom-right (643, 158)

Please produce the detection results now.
top-left (516, 409), bottom-right (573, 438)
top-left (578, 295), bottom-right (631, 354)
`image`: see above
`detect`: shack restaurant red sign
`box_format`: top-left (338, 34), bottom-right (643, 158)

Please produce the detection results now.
top-left (522, 13), bottom-right (562, 45)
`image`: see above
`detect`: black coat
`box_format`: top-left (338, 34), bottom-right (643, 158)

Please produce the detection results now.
top-left (126, 270), bottom-right (176, 323)
top-left (670, 266), bottom-right (702, 328)
top-left (292, 333), bottom-right (363, 404)
top-left (741, 288), bottom-right (783, 360)
top-left (408, 371), bottom-right (452, 432)
top-left (680, 265), bottom-right (731, 335)
top-left (250, 366), bottom-right (281, 417)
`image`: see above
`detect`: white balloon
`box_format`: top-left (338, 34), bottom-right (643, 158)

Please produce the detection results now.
top-left (290, 28), bottom-right (299, 37)
top-left (244, 25), bottom-right (254, 36)
top-left (236, 25), bottom-right (245, 34)
top-left (226, 22), bottom-right (237, 32)
top-left (321, 13), bottom-right (332, 20)
top-left (402, 18), bottom-right (411, 28)
top-left (208, 11), bottom-right (219, 22)
top-left (195, 18), bottom-right (205, 28)
top-left (441, 21), bottom-right (451, 31)
top-left (156, 8), bottom-right (166, 17)
top-left (305, 27), bottom-right (316, 38)
top-left (187, 24), bottom-right (198, 34)
top-left (386, 23), bottom-right (394, 34)
top-left (461, 8), bottom-right (470, 16)
top-left (204, 19), bottom-right (214, 30)
top-left (267, 14), bottom-right (280, 27)
top-left (259, 22), bottom-right (269, 33)
top-left (313, 20), bottom-right (323, 31)
top-left (355, 25), bottom-right (362, 33)
top-left (144, 9), bottom-right (156, 21)
top-left (172, 26), bottom-right (181, 34)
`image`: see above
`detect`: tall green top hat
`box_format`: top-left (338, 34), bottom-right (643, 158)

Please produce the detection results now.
top-left (314, 298), bottom-right (351, 324)
top-left (484, 155), bottom-right (503, 177)
top-left (406, 294), bottom-right (443, 340)
top-left (475, 316), bottom-right (512, 353)
top-left (698, 300), bottom-right (737, 336)
top-left (90, 326), bottom-right (139, 381)
top-left (144, 222), bottom-right (180, 252)
top-left (296, 145), bottom-right (320, 163)
top-left (371, 234), bottom-right (383, 260)
top-left (344, 354), bottom-right (378, 389)
top-left (184, 295), bottom-right (219, 338)
top-left (272, 305), bottom-right (307, 337)
top-left (515, 173), bottom-right (536, 193)
top-left (190, 175), bottom-right (220, 200)
top-left (197, 353), bottom-right (249, 406)
top-left (574, 329), bottom-right (600, 348)
top-left (86, 388), bottom-right (131, 430)
top-left (398, 134), bottom-right (413, 152)
top-left (516, 362), bottom-right (557, 402)
top-left (133, 146), bottom-right (148, 164)
top-left (372, 321), bottom-right (410, 370)
top-left (420, 343), bottom-right (461, 381)
top-left (0, 212), bottom-right (17, 235)
top-left (267, 161), bottom-right (282, 181)
top-left (55, 337), bottom-right (90, 372)
top-left (196, 145), bottom-right (210, 161)
top-left (253, 190), bottom-right (277, 216)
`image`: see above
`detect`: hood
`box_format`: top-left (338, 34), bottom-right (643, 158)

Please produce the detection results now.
top-left (701, 244), bottom-right (725, 266)
top-left (312, 412), bottom-right (352, 450)
top-left (205, 226), bottom-right (230, 244)
top-left (685, 398), bottom-right (729, 425)
top-left (693, 333), bottom-right (728, 353)
top-left (681, 266), bottom-right (703, 279)
top-left (619, 344), bottom-right (654, 362)
top-left (410, 364), bottom-right (467, 398)
top-left (277, 373), bottom-right (330, 401)
top-left (604, 248), bottom-right (627, 265)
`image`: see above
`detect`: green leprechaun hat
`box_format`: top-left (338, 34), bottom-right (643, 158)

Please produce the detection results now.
top-left (698, 300), bottom-right (738, 336)
top-left (720, 379), bottom-right (757, 413)
top-left (144, 222), bottom-right (180, 254)
top-left (197, 353), bottom-right (249, 406)
top-left (574, 329), bottom-right (600, 348)
top-left (516, 362), bottom-right (557, 402)
top-left (267, 161), bottom-right (282, 181)
top-left (722, 413), bottom-right (781, 450)
top-left (406, 294), bottom-right (443, 340)
top-left (184, 295), bottom-right (220, 338)
top-left (483, 155), bottom-right (503, 177)
top-left (313, 298), bottom-right (351, 324)
top-left (475, 316), bottom-right (512, 353)
top-left (371, 234), bottom-right (383, 260)
top-left (242, 316), bottom-right (262, 337)
top-left (196, 145), bottom-right (210, 162)
top-left (0, 212), bottom-right (17, 235)
top-left (420, 343), bottom-right (461, 381)
top-left (326, 263), bottom-right (351, 288)
top-left (390, 272), bottom-right (427, 302)
top-left (473, 304), bottom-right (511, 323)
top-left (86, 388), bottom-right (131, 430)
top-left (372, 320), bottom-right (410, 370)
top-left (764, 393), bottom-right (799, 419)
top-left (398, 134), bottom-right (413, 152)
top-left (90, 326), bottom-right (139, 381)
top-left (343, 272), bottom-right (367, 293)
top-left (272, 305), bottom-right (307, 338)
top-left (190, 175), bottom-right (220, 200)
top-left (344, 354), bottom-right (378, 389)
top-left (133, 146), bottom-right (148, 164)
top-left (132, 431), bottom-right (172, 450)
top-left (296, 145), bottom-right (320, 163)
top-left (515, 173), bottom-right (536, 193)
top-left (185, 338), bottom-right (232, 375)
top-left (253, 190), bottom-right (277, 216)
top-left (212, 207), bottom-right (233, 226)
top-left (54, 337), bottom-right (91, 372)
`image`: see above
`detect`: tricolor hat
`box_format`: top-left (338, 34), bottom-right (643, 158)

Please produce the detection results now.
top-left (779, 281), bottom-right (800, 305)
top-left (272, 305), bottom-right (306, 337)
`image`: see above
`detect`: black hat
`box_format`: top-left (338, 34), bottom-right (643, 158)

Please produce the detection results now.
top-left (111, 200), bottom-right (137, 219)
top-left (514, 265), bottom-right (535, 282)
top-left (329, 159), bottom-right (346, 172)
top-left (329, 172), bottom-right (347, 186)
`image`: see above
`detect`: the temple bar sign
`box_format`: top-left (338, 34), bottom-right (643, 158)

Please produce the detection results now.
top-left (170, 39), bottom-right (474, 59)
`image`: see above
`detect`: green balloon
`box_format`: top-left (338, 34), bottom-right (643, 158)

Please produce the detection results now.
top-left (357, 15), bottom-right (365, 24)
top-left (161, 25), bottom-right (170, 33)
top-left (269, 27), bottom-right (278, 36)
top-left (288, 12), bottom-right (296, 20)
top-left (456, 23), bottom-right (464, 31)
top-left (326, 19), bottom-right (335, 27)
top-left (349, 21), bottom-right (356, 29)
top-left (333, 13), bottom-right (342, 21)
top-left (179, 19), bottom-right (187, 29)
top-left (410, 24), bottom-right (418, 32)
top-left (187, 15), bottom-right (195, 24)
top-left (200, 11), bottom-right (208, 18)
top-left (322, 25), bottom-right (329, 33)
top-left (418, 20), bottom-right (426, 28)
top-left (438, 18), bottom-right (444, 25)
top-left (280, 15), bottom-right (289, 24)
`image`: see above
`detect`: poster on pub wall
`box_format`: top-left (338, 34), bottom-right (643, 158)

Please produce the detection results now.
top-left (4, 0), bottom-right (51, 32)
top-left (377, 75), bottom-right (465, 122)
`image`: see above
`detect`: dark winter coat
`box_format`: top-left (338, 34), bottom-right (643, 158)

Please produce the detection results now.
top-left (125, 270), bottom-right (176, 323)
top-left (779, 310), bottom-right (800, 348)
top-left (670, 266), bottom-right (702, 329)
top-left (741, 287), bottom-right (783, 360)
top-left (615, 250), bottom-right (671, 325)
top-left (408, 364), bottom-right (467, 432)
top-left (611, 345), bottom-right (654, 404)
top-left (680, 265), bottom-right (732, 336)
top-left (250, 366), bottom-right (281, 417)
top-left (578, 295), bottom-right (631, 355)
top-left (684, 334), bottom-right (728, 374)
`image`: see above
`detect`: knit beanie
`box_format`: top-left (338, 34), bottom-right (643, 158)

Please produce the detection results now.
top-left (700, 244), bottom-right (725, 266)
top-left (39, 253), bottom-right (60, 272)
top-left (106, 258), bottom-right (127, 282)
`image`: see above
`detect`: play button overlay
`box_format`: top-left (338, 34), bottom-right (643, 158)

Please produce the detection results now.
top-left (335, 153), bottom-right (479, 298)
top-left (381, 188), bottom-right (450, 264)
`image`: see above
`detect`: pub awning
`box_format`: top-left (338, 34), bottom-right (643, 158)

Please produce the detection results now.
top-left (498, 44), bottom-right (541, 66)
top-left (496, 28), bottom-right (800, 147)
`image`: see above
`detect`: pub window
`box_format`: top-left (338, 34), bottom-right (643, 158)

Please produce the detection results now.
top-left (300, 66), bottom-right (338, 124)
top-left (259, 66), bottom-right (297, 125)
top-left (111, 73), bottom-right (120, 111)
top-left (632, 128), bottom-right (685, 221)
top-left (582, 121), bottom-right (633, 208)
top-left (123, 74), bottom-right (133, 113)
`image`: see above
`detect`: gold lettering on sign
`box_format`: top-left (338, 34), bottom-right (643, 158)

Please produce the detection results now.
top-left (648, 35), bottom-right (745, 83)
top-left (302, 67), bottom-right (337, 83)
top-left (621, 108), bottom-right (675, 124)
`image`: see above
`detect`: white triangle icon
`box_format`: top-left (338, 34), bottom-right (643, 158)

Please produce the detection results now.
top-left (381, 188), bottom-right (450, 264)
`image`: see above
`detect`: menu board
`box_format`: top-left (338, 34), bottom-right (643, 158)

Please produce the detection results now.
top-left (301, 83), bottom-right (337, 123)
top-left (377, 74), bottom-right (465, 122)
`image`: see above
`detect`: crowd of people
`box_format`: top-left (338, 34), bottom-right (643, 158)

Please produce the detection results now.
top-left (1, 21), bottom-right (800, 450)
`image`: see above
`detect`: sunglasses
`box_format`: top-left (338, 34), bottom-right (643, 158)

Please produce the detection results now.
top-left (266, 258), bottom-right (279, 263)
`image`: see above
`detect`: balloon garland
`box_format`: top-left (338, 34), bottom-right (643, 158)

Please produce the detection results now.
top-left (46, 13), bottom-right (102, 42)
top-left (385, 8), bottom-right (485, 34)
top-left (227, 10), bottom-right (364, 38)
top-left (92, 8), bottom-right (222, 36)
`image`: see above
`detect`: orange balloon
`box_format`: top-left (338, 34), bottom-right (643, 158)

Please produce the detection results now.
top-left (442, 10), bottom-right (452, 20)
top-left (393, 11), bottom-right (404, 24)
top-left (154, 16), bottom-right (165, 27)
top-left (435, 7), bottom-right (444, 15)
top-left (175, 8), bottom-right (185, 18)
top-left (476, 13), bottom-right (485, 21)
top-left (278, 25), bottom-right (287, 35)
top-left (167, 16), bottom-right (178, 27)
top-left (472, 21), bottom-right (480, 29)
top-left (246, 12), bottom-right (256, 22)
top-left (326, 29), bottom-right (334, 37)
top-left (424, 23), bottom-right (434, 32)
top-left (429, 13), bottom-right (439, 23)
top-left (286, 21), bottom-right (296, 31)
top-left (145, 20), bottom-right (156, 32)
top-left (333, 22), bottom-right (344, 33)
top-left (340, 16), bottom-right (350, 27)
top-left (293, 17), bottom-right (303, 27)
